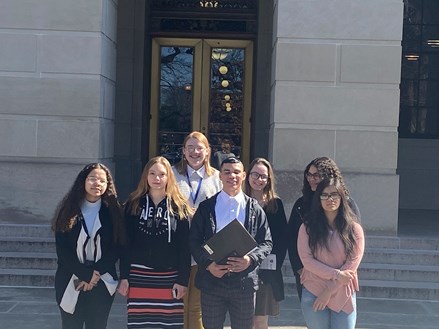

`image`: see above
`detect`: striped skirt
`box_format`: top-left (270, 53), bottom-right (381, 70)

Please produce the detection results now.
top-left (127, 264), bottom-right (183, 329)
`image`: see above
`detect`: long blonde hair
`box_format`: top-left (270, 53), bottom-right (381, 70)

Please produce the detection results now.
top-left (126, 156), bottom-right (194, 219)
top-left (174, 131), bottom-right (216, 176)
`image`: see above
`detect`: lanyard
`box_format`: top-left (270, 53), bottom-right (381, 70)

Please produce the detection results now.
top-left (186, 172), bottom-right (203, 204)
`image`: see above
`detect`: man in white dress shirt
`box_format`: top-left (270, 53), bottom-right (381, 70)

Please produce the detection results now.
top-left (189, 157), bottom-right (272, 329)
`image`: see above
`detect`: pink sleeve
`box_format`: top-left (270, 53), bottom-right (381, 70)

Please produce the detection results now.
top-left (340, 223), bottom-right (365, 272)
top-left (297, 224), bottom-right (340, 281)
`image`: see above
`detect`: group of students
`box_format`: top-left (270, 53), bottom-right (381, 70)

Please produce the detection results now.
top-left (52, 131), bottom-right (364, 329)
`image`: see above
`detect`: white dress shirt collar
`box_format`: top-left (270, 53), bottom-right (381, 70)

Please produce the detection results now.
top-left (187, 165), bottom-right (205, 178)
top-left (215, 190), bottom-right (246, 231)
top-left (217, 189), bottom-right (245, 205)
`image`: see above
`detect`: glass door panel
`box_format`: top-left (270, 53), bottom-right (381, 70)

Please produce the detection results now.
top-left (158, 46), bottom-right (193, 163)
top-left (150, 38), bottom-right (252, 166)
top-left (207, 47), bottom-right (245, 161)
top-left (150, 38), bottom-right (202, 164)
top-left (202, 39), bottom-right (253, 166)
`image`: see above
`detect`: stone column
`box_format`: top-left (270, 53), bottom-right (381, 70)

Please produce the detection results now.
top-left (114, 0), bottom-right (148, 200)
top-left (271, 0), bottom-right (403, 233)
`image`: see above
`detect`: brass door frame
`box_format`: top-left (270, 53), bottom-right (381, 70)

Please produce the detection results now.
top-left (149, 38), bottom-right (253, 166)
top-left (149, 38), bottom-right (203, 156)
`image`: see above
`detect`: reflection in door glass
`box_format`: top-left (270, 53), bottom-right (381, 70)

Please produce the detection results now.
top-left (209, 48), bottom-right (245, 159)
top-left (158, 46), bottom-right (194, 164)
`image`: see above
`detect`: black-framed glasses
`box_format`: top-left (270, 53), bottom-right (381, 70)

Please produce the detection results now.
top-left (250, 172), bottom-right (269, 181)
top-left (320, 192), bottom-right (341, 200)
top-left (306, 172), bottom-right (322, 180)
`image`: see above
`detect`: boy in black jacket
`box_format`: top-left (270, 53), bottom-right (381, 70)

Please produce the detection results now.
top-left (189, 157), bottom-right (272, 329)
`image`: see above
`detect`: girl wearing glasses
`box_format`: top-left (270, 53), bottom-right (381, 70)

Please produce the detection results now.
top-left (172, 131), bottom-right (222, 329)
top-left (52, 163), bottom-right (125, 329)
top-left (287, 157), bottom-right (360, 300)
top-left (245, 158), bottom-right (288, 329)
top-left (297, 178), bottom-right (364, 329)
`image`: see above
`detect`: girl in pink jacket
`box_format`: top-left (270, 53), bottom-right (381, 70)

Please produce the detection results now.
top-left (298, 177), bottom-right (364, 329)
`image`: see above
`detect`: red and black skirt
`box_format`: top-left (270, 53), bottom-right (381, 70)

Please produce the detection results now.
top-left (127, 264), bottom-right (183, 329)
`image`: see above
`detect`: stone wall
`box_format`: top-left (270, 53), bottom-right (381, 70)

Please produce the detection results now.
top-left (0, 0), bottom-right (118, 220)
top-left (271, 0), bottom-right (404, 233)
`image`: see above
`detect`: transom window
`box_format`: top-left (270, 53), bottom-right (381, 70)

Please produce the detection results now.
top-left (149, 0), bottom-right (257, 38)
top-left (399, 0), bottom-right (439, 138)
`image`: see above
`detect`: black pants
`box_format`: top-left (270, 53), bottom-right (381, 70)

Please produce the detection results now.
top-left (60, 281), bottom-right (115, 329)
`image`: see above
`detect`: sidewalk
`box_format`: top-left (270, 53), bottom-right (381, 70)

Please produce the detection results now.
top-left (1, 286), bottom-right (438, 329)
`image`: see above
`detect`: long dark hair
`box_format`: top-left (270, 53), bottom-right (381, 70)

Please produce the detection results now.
top-left (302, 157), bottom-right (350, 203)
top-left (304, 178), bottom-right (358, 259)
top-left (51, 163), bottom-right (125, 245)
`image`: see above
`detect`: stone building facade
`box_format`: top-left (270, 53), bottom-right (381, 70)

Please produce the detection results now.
top-left (0, 0), bottom-right (437, 234)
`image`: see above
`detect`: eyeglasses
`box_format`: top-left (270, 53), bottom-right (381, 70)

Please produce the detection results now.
top-left (250, 172), bottom-right (269, 181)
top-left (306, 172), bottom-right (322, 180)
top-left (320, 192), bottom-right (341, 200)
top-left (185, 146), bottom-right (206, 153)
top-left (86, 177), bottom-right (108, 185)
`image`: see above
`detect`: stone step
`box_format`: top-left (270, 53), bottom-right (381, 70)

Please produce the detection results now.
top-left (358, 279), bottom-right (439, 300)
top-left (5, 225), bottom-right (438, 250)
top-left (362, 248), bottom-right (439, 265)
top-left (283, 276), bottom-right (439, 301)
top-left (4, 239), bottom-right (435, 265)
top-left (0, 268), bottom-right (55, 287)
top-left (1, 223), bottom-right (438, 300)
top-left (4, 259), bottom-right (434, 291)
top-left (282, 262), bottom-right (439, 283)
top-left (282, 248), bottom-right (439, 277)
top-left (365, 235), bottom-right (439, 251)
top-left (0, 224), bottom-right (52, 238)
top-left (359, 263), bottom-right (439, 282)
top-left (0, 251), bottom-right (57, 270)
top-left (0, 236), bottom-right (55, 252)
top-left (3, 269), bottom-right (438, 301)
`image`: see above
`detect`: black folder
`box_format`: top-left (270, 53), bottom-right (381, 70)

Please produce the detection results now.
top-left (202, 219), bottom-right (257, 265)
